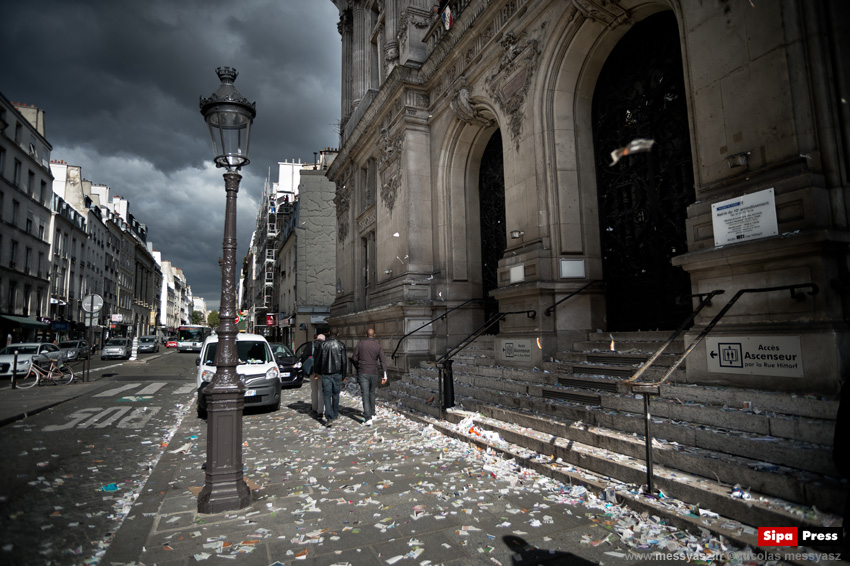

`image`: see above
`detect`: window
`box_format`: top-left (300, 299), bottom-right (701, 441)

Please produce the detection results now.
top-left (8, 281), bottom-right (17, 312)
top-left (25, 218), bottom-right (32, 234)
top-left (10, 240), bottom-right (17, 267)
top-left (38, 252), bottom-right (44, 278)
top-left (27, 170), bottom-right (34, 195)
top-left (13, 159), bottom-right (21, 187)
top-left (39, 181), bottom-right (46, 204)
top-left (14, 122), bottom-right (22, 144)
top-left (0, 147), bottom-right (5, 177)
top-left (23, 285), bottom-right (31, 316)
top-left (11, 200), bottom-right (19, 225)
top-left (25, 247), bottom-right (31, 273)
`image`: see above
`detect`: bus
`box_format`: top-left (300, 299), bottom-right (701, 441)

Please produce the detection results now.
top-left (177, 325), bottom-right (212, 353)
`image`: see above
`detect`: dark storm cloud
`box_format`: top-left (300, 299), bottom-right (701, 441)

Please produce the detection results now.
top-left (3, 0), bottom-right (341, 309)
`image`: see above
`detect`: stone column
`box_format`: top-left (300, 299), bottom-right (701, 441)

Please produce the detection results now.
top-left (351, 1), bottom-right (366, 110)
top-left (338, 9), bottom-right (353, 125)
top-left (384, 0), bottom-right (398, 75)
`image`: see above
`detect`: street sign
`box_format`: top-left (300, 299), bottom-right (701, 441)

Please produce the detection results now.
top-left (82, 294), bottom-right (104, 313)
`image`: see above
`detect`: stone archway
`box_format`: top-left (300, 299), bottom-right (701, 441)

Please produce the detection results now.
top-left (478, 129), bottom-right (506, 329)
top-left (591, 11), bottom-right (695, 331)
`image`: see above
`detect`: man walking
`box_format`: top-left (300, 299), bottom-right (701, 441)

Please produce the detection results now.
top-left (352, 328), bottom-right (387, 426)
top-left (304, 334), bottom-right (325, 418)
top-left (314, 329), bottom-right (346, 427)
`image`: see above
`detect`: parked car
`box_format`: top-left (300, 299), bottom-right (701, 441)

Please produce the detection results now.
top-left (267, 342), bottom-right (302, 388)
top-left (0, 342), bottom-right (63, 378)
top-left (195, 333), bottom-right (281, 418)
top-left (165, 337), bottom-right (178, 348)
top-left (58, 339), bottom-right (90, 361)
top-left (137, 335), bottom-right (160, 353)
top-left (101, 337), bottom-right (131, 360)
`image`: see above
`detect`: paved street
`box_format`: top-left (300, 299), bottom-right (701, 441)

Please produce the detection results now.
top-left (0, 351), bottom-right (843, 565)
top-left (0, 350), bottom-right (195, 566)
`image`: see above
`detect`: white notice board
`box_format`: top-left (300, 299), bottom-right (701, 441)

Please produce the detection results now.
top-left (711, 188), bottom-right (779, 246)
top-left (706, 336), bottom-right (803, 377)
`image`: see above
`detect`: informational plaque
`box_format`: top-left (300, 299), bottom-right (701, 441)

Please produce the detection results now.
top-left (711, 188), bottom-right (779, 246)
top-left (706, 336), bottom-right (803, 377)
top-left (498, 338), bottom-right (533, 362)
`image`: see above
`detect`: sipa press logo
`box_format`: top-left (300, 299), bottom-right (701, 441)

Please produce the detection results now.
top-left (759, 527), bottom-right (843, 547)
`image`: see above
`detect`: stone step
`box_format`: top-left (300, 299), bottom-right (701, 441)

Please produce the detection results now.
top-left (432, 359), bottom-right (838, 433)
top-left (440, 408), bottom-right (841, 528)
top-left (388, 373), bottom-right (841, 509)
top-left (379, 385), bottom-right (844, 523)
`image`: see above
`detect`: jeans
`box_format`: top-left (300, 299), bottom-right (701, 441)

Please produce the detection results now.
top-left (357, 373), bottom-right (378, 420)
top-left (310, 374), bottom-right (322, 414)
top-left (321, 373), bottom-right (343, 420)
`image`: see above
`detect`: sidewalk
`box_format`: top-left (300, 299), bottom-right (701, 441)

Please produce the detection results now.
top-left (98, 384), bottom-right (820, 566)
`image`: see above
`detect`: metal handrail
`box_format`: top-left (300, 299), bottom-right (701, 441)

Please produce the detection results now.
top-left (391, 298), bottom-right (483, 361)
top-left (436, 309), bottom-right (536, 419)
top-left (623, 289), bottom-right (725, 385)
top-left (436, 309), bottom-right (536, 366)
top-left (625, 282), bottom-right (818, 494)
top-left (544, 280), bottom-right (604, 316)
top-left (628, 282), bottom-right (819, 387)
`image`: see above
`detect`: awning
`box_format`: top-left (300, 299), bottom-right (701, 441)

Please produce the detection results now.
top-left (0, 315), bottom-right (50, 329)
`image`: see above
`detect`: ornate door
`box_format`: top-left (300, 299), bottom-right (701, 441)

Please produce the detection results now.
top-left (479, 130), bottom-right (506, 331)
top-left (592, 12), bottom-right (695, 331)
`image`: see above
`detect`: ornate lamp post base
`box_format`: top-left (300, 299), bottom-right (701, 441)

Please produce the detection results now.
top-left (197, 385), bottom-right (251, 513)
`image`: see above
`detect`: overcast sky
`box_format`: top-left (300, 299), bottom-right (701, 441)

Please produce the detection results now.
top-left (3, 0), bottom-right (342, 312)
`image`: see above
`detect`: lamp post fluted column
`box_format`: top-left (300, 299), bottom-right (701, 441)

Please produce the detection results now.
top-left (197, 171), bottom-right (250, 513)
top-left (198, 66), bottom-right (256, 514)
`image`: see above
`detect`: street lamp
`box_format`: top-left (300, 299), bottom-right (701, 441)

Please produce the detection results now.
top-left (197, 66), bottom-right (256, 514)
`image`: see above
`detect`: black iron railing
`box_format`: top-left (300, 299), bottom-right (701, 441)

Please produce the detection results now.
top-left (391, 298), bottom-right (483, 361)
top-left (544, 280), bottom-right (604, 316)
top-left (624, 282), bottom-right (819, 494)
top-left (435, 309), bottom-right (536, 419)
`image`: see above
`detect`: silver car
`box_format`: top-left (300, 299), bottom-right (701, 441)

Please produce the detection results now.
top-left (137, 335), bottom-right (160, 353)
top-left (0, 343), bottom-right (63, 378)
top-left (59, 339), bottom-right (90, 361)
top-left (101, 338), bottom-right (131, 360)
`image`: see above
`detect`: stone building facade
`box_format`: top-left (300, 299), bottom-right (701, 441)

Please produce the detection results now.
top-left (326, 0), bottom-right (849, 393)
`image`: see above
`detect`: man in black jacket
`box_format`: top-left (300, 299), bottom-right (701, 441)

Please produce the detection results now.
top-left (314, 328), bottom-right (347, 427)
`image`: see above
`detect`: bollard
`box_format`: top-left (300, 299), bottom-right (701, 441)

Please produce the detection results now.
top-left (11, 350), bottom-right (18, 389)
top-left (442, 359), bottom-right (455, 411)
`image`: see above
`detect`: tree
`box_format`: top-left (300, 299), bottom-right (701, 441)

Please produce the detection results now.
top-left (207, 310), bottom-right (220, 328)
top-left (191, 310), bottom-right (204, 325)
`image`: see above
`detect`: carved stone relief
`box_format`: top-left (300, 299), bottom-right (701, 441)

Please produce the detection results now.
top-left (571, 0), bottom-right (631, 27)
top-left (381, 173), bottom-right (401, 215)
top-left (334, 182), bottom-right (352, 216)
top-left (338, 218), bottom-right (349, 243)
top-left (377, 128), bottom-right (404, 169)
top-left (485, 30), bottom-right (542, 149)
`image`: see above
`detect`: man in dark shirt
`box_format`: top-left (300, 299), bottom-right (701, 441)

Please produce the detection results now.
top-left (351, 328), bottom-right (387, 426)
top-left (314, 329), bottom-right (347, 427)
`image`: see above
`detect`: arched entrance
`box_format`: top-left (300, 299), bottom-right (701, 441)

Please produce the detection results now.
top-left (591, 11), bottom-right (695, 331)
top-left (478, 129), bottom-right (506, 330)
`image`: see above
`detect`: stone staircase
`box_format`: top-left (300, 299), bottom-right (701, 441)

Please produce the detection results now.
top-left (379, 331), bottom-right (845, 537)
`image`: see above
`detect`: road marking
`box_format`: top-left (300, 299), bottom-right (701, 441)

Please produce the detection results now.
top-left (43, 406), bottom-right (162, 430)
top-left (173, 384), bottom-right (196, 395)
top-left (94, 384), bottom-right (141, 397)
top-left (136, 383), bottom-right (166, 395)
top-left (79, 407), bottom-right (131, 428)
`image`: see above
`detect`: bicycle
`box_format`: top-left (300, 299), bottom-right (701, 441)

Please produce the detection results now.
top-left (16, 358), bottom-right (75, 388)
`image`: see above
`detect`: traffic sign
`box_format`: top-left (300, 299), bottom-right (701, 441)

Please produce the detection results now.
top-left (82, 294), bottom-right (104, 313)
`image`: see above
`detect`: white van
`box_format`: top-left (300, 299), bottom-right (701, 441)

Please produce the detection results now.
top-left (195, 333), bottom-right (281, 418)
